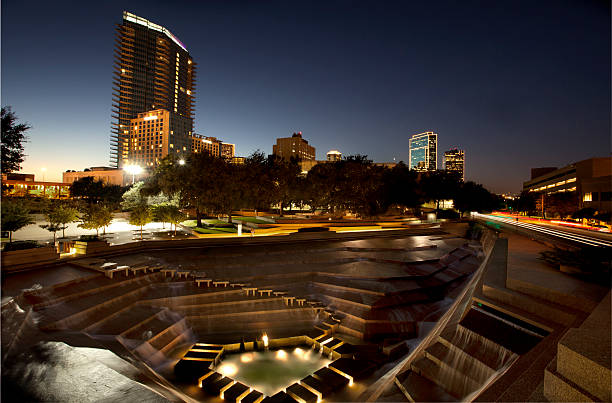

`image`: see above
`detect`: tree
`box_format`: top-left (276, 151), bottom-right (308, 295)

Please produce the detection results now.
top-left (79, 205), bottom-right (113, 236)
top-left (70, 176), bottom-right (124, 207)
top-left (420, 170), bottom-right (462, 210)
top-left (1, 200), bottom-right (34, 242)
top-left (44, 204), bottom-right (79, 239)
top-left (121, 182), bottom-right (147, 211)
top-left (453, 181), bottom-right (499, 216)
top-left (266, 154), bottom-right (300, 216)
top-left (512, 191), bottom-right (537, 215)
top-left (1, 107), bottom-right (30, 174)
top-left (129, 204), bottom-right (152, 240)
top-left (381, 162), bottom-right (422, 214)
top-left (163, 205), bottom-right (187, 235)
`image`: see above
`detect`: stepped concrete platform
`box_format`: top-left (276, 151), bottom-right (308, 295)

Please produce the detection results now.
top-left (544, 291), bottom-right (611, 402)
top-left (3, 224), bottom-right (497, 402)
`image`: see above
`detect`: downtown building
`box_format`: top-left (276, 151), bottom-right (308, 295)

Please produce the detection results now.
top-left (191, 134), bottom-right (235, 158)
top-left (409, 132), bottom-right (437, 171)
top-left (111, 11), bottom-right (196, 168)
top-left (273, 132), bottom-right (316, 161)
top-left (523, 157), bottom-right (611, 214)
top-left (444, 148), bottom-right (465, 181)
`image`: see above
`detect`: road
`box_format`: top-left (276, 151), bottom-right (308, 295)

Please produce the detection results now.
top-left (472, 213), bottom-right (612, 248)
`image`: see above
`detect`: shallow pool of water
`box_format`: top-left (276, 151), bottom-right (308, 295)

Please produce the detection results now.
top-left (216, 347), bottom-right (332, 396)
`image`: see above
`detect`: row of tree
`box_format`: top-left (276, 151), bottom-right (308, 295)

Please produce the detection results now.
top-left (139, 152), bottom-right (501, 226)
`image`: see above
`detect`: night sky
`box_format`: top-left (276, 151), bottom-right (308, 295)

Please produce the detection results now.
top-left (2, 0), bottom-right (609, 193)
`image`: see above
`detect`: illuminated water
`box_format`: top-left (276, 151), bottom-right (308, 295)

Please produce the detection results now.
top-left (216, 347), bottom-right (332, 396)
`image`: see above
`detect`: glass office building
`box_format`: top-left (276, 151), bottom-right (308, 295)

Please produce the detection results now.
top-left (409, 132), bottom-right (438, 171)
top-left (444, 148), bottom-right (465, 181)
top-left (111, 12), bottom-right (196, 168)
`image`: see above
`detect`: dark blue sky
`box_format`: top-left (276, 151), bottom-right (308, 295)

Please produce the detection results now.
top-left (2, 0), bottom-right (610, 192)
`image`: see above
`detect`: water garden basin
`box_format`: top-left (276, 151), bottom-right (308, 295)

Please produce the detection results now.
top-left (216, 346), bottom-right (332, 397)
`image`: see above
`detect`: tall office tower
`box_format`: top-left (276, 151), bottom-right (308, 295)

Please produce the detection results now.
top-left (272, 132), bottom-right (316, 161)
top-left (409, 132), bottom-right (437, 171)
top-left (111, 11), bottom-right (196, 168)
top-left (444, 148), bottom-right (465, 181)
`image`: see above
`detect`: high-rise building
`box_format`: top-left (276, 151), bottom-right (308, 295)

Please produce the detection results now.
top-left (111, 11), bottom-right (196, 168)
top-left (272, 132), bottom-right (316, 161)
top-left (409, 132), bottom-right (437, 171)
top-left (327, 150), bottom-right (342, 161)
top-left (220, 142), bottom-right (235, 159)
top-left (444, 148), bottom-right (465, 181)
top-left (128, 109), bottom-right (192, 167)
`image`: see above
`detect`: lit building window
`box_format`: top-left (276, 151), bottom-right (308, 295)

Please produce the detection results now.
top-left (583, 192), bottom-right (592, 202)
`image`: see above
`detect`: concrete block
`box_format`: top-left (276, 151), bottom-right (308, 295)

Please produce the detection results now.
top-left (544, 358), bottom-right (600, 402)
top-left (482, 284), bottom-right (576, 326)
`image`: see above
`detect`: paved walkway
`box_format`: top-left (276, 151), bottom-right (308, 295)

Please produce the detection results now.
top-left (504, 232), bottom-right (608, 310)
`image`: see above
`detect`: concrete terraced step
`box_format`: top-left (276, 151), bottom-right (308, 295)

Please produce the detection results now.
top-left (410, 355), bottom-right (460, 398)
top-left (396, 370), bottom-right (456, 402)
top-left (139, 287), bottom-right (245, 305)
top-left (424, 342), bottom-right (494, 384)
top-left (176, 299), bottom-right (293, 316)
top-left (459, 309), bottom-right (542, 355)
top-left (26, 273), bottom-right (160, 309)
top-left (186, 304), bottom-right (314, 320)
top-left (85, 305), bottom-right (163, 335)
top-left (439, 329), bottom-right (513, 371)
top-left (173, 295), bottom-right (284, 309)
top-left (145, 318), bottom-right (191, 352)
top-left (309, 283), bottom-right (380, 307)
top-left (313, 273), bottom-right (394, 293)
top-left (36, 278), bottom-right (157, 329)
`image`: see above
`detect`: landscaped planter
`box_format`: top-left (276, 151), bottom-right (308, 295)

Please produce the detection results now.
top-left (1, 246), bottom-right (60, 270)
top-left (74, 240), bottom-right (111, 255)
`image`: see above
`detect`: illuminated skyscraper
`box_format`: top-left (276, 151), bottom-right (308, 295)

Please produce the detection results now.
top-left (444, 148), bottom-right (465, 181)
top-left (409, 132), bottom-right (437, 171)
top-left (111, 11), bottom-right (196, 168)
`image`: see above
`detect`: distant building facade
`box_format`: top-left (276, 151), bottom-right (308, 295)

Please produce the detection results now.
top-left (189, 135), bottom-right (235, 159)
top-left (63, 167), bottom-right (127, 186)
top-left (523, 157), bottom-right (612, 213)
top-left (444, 148), bottom-right (465, 181)
top-left (2, 173), bottom-right (71, 198)
top-left (273, 132), bottom-right (316, 161)
top-left (220, 142), bottom-right (235, 159)
top-left (191, 134), bottom-right (220, 156)
top-left (127, 109), bottom-right (192, 168)
top-left (111, 11), bottom-right (196, 168)
top-left (327, 150), bottom-right (342, 161)
top-left (409, 132), bottom-right (437, 171)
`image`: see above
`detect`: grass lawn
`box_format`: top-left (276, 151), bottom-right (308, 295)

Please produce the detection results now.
top-left (182, 219), bottom-right (231, 227)
top-left (193, 227), bottom-right (237, 234)
top-left (232, 216), bottom-right (271, 224)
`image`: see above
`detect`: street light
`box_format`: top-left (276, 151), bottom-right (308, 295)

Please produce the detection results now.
top-left (178, 159), bottom-right (185, 165)
top-left (41, 167), bottom-right (47, 182)
top-left (124, 164), bottom-right (143, 185)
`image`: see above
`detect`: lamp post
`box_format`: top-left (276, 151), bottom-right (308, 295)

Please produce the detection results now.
top-left (124, 164), bottom-right (143, 185)
top-left (41, 167), bottom-right (47, 182)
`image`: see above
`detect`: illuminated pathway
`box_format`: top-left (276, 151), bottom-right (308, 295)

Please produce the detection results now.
top-left (472, 213), bottom-right (612, 248)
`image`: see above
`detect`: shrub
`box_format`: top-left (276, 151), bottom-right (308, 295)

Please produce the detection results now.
top-left (436, 209), bottom-right (460, 219)
top-left (3, 240), bottom-right (40, 251)
top-left (78, 235), bottom-right (100, 242)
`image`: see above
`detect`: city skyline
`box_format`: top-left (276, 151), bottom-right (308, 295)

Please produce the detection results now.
top-left (2, 0), bottom-right (610, 193)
